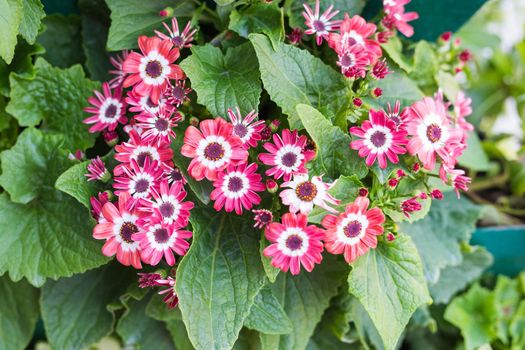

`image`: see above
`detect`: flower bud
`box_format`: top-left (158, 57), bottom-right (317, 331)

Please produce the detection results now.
top-left (266, 179), bottom-right (278, 193)
top-left (430, 189), bottom-right (444, 200)
top-left (387, 178), bottom-right (398, 189)
top-left (358, 187), bottom-right (368, 197)
top-left (353, 98), bottom-right (363, 108)
top-left (189, 116), bottom-right (199, 127)
top-left (269, 119), bottom-right (280, 132)
top-left (371, 87), bottom-right (383, 98)
top-left (159, 7), bottom-right (174, 17)
top-left (103, 130), bottom-right (118, 147)
top-left (439, 31), bottom-right (452, 42)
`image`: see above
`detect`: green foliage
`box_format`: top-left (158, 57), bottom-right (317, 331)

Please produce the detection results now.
top-left (55, 159), bottom-right (106, 208)
top-left (0, 0), bottom-right (23, 64)
top-left (19, 0), bottom-right (45, 45)
top-left (229, 3), bottom-right (283, 41)
top-left (244, 286), bottom-right (293, 334)
top-left (180, 43), bottom-right (262, 117)
top-left (286, 0), bottom-right (365, 29)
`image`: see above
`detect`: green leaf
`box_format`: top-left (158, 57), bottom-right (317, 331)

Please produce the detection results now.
top-left (434, 71), bottom-right (460, 102)
top-left (260, 234), bottom-right (280, 283)
top-left (429, 246), bottom-right (493, 304)
top-left (106, 0), bottom-right (194, 50)
top-left (55, 160), bottom-right (106, 208)
top-left (250, 34), bottom-right (353, 129)
top-left (37, 15), bottom-right (85, 68)
top-left (245, 286), bottom-right (293, 335)
top-left (308, 175), bottom-right (362, 224)
top-left (117, 293), bottom-right (176, 350)
top-left (347, 235), bottom-right (432, 350)
top-left (458, 132), bottom-right (491, 171)
top-left (316, 285), bottom-right (354, 341)
top-left (444, 284), bottom-right (497, 350)
top-left (286, 0), bottom-right (365, 29)
top-left (166, 320), bottom-right (193, 350)
top-left (381, 37), bottom-right (413, 72)
top-left (384, 195), bottom-right (432, 224)
top-left (0, 128), bottom-right (108, 286)
top-left (0, 275), bottom-right (39, 350)
top-left (400, 193), bottom-right (482, 284)
top-left (0, 0), bottom-right (22, 64)
top-left (494, 275), bottom-right (522, 344)
top-left (409, 41), bottom-right (438, 91)
top-left (367, 71), bottom-right (425, 110)
top-left (0, 39), bottom-right (43, 96)
top-left (296, 104), bottom-right (368, 180)
top-left (260, 256), bottom-right (347, 350)
top-left (19, 0), bottom-right (45, 45)
top-left (180, 43), bottom-right (261, 118)
top-left (146, 293), bottom-right (183, 322)
top-left (510, 301), bottom-right (525, 348)
top-left (229, 3), bottom-right (283, 41)
top-left (41, 263), bottom-right (136, 350)
top-left (176, 209), bottom-right (266, 350)
top-left (7, 58), bottom-right (99, 151)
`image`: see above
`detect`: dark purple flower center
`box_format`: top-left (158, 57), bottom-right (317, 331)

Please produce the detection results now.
top-left (370, 131), bottom-right (387, 147)
top-left (347, 37), bottom-right (358, 46)
top-left (426, 124), bottom-right (442, 143)
top-left (295, 181), bottom-right (317, 202)
top-left (204, 142), bottom-right (225, 161)
top-left (146, 97), bottom-right (157, 108)
top-left (170, 168), bottom-right (183, 182)
top-left (343, 220), bottom-right (362, 238)
top-left (172, 86), bottom-right (186, 101)
top-left (227, 176), bottom-right (244, 192)
top-left (281, 152), bottom-right (298, 168)
top-left (340, 53), bottom-right (355, 68)
top-left (155, 117), bottom-right (169, 132)
top-left (136, 151), bottom-right (152, 167)
top-left (233, 123), bottom-right (248, 138)
top-left (154, 228), bottom-right (170, 243)
top-left (285, 234), bottom-right (303, 251)
top-left (389, 114), bottom-right (401, 126)
top-left (105, 104), bottom-right (118, 119)
top-left (312, 20), bottom-right (326, 32)
top-left (135, 178), bottom-right (150, 193)
top-left (145, 60), bottom-right (163, 78)
top-left (120, 222), bottom-right (138, 243)
top-left (258, 212), bottom-right (272, 223)
top-left (159, 202), bottom-right (175, 218)
top-left (172, 36), bottom-right (184, 47)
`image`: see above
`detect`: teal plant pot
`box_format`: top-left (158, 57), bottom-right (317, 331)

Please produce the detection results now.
top-left (471, 226), bottom-right (525, 277)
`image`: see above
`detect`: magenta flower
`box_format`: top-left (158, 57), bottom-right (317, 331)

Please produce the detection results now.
top-left (135, 107), bottom-right (180, 145)
top-left (226, 107), bottom-right (265, 148)
top-left (113, 158), bottom-right (163, 206)
top-left (141, 180), bottom-right (194, 227)
top-left (85, 157), bottom-right (111, 182)
top-left (382, 0), bottom-right (419, 38)
top-left (90, 192), bottom-right (110, 222)
top-left (108, 50), bottom-right (130, 88)
top-left (166, 79), bottom-right (191, 107)
top-left (400, 197), bottom-right (422, 218)
top-left (252, 209), bottom-right (273, 229)
top-left (302, 0), bottom-right (342, 45)
top-left (83, 82), bottom-right (127, 133)
top-left (336, 45), bottom-right (370, 78)
top-left (385, 100), bottom-right (409, 130)
top-left (155, 17), bottom-right (197, 49)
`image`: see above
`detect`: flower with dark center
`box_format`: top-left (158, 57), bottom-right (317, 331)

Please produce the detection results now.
top-left (252, 209), bottom-right (273, 229)
top-left (145, 60), bottom-right (163, 78)
top-left (155, 16), bottom-right (197, 49)
top-left (134, 178), bottom-right (151, 193)
top-left (370, 130), bottom-right (387, 147)
top-left (295, 181), bottom-right (318, 202)
top-left (303, 0), bottom-right (342, 45)
top-left (84, 82), bottom-right (127, 133)
top-left (285, 235), bottom-right (303, 250)
top-left (226, 107), bottom-right (265, 148)
top-left (159, 202), bottom-right (175, 218)
top-left (227, 176), bottom-right (244, 192)
top-left (140, 180), bottom-right (193, 227)
top-left (204, 142), bottom-right (225, 161)
top-left (120, 222), bottom-right (138, 243)
top-left (281, 152), bottom-right (298, 168)
top-left (426, 124), bottom-right (442, 143)
top-left (343, 221), bottom-right (362, 238)
top-left (280, 173), bottom-right (339, 214)
top-left (153, 228), bottom-right (170, 244)
top-left (113, 158), bottom-right (163, 205)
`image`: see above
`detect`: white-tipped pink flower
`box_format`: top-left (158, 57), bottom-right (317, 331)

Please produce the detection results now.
top-left (83, 82), bottom-right (127, 133)
top-left (227, 107), bottom-right (265, 148)
top-left (141, 180), bottom-right (194, 226)
top-left (135, 107), bottom-right (180, 145)
top-left (280, 173), bottom-right (340, 215)
top-left (86, 157), bottom-right (111, 182)
top-left (113, 158), bottom-right (163, 206)
top-left (302, 0), bottom-right (342, 45)
top-left (108, 50), bottom-right (130, 88)
top-left (155, 16), bottom-right (197, 49)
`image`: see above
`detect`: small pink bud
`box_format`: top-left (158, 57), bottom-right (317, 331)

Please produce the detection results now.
top-left (386, 233), bottom-right (395, 241)
top-left (459, 49), bottom-right (472, 62)
top-left (412, 163), bottom-right (420, 173)
top-left (358, 187), bottom-right (368, 197)
top-left (266, 179), bottom-right (278, 193)
top-left (159, 7), bottom-right (174, 17)
top-left (396, 169), bottom-right (406, 178)
top-left (440, 31), bottom-right (452, 42)
top-left (353, 98), bottom-right (363, 107)
top-left (260, 126), bottom-right (272, 141)
top-left (377, 31), bottom-right (392, 44)
top-left (430, 189), bottom-right (444, 200)
top-left (419, 192), bottom-right (428, 199)
top-left (103, 130), bottom-right (118, 147)
top-left (269, 119), bottom-right (280, 132)
top-left (388, 178), bottom-right (398, 189)
top-left (189, 116), bottom-right (199, 127)
top-left (372, 87), bottom-right (383, 98)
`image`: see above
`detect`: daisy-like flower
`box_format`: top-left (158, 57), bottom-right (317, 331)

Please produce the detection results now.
top-left (210, 162), bottom-right (264, 215)
top-left (141, 180), bottom-right (194, 226)
top-left (253, 209), bottom-right (273, 229)
top-left (181, 118), bottom-right (249, 181)
top-left (83, 82), bottom-right (127, 133)
top-left (336, 45), bottom-right (370, 78)
top-left (322, 196), bottom-right (384, 264)
top-left (109, 50), bottom-right (130, 88)
top-left (454, 91), bottom-right (473, 132)
top-left (155, 17), bottom-right (197, 49)
top-left (406, 97), bottom-right (464, 170)
top-left (86, 157), bottom-right (111, 182)
top-left (280, 173), bottom-right (340, 215)
top-left (126, 89), bottom-right (171, 115)
top-left (382, 1), bottom-right (419, 38)
top-left (133, 218), bottom-right (192, 266)
top-left (226, 107), bottom-right (265, 148)
top-left (166, 79), bottom-right (191, 107)
top-left (113, 158), bottom-right (163, 205)
top-left (371, 58), bottom-right (390, 80)
top-left (157, 275), bottom-right (179, 309)
top-left (439, 165), bottom-right (471, 198)
top-left (302, 0), bottom-right (342, 45)
top-left (162, 164), bottom-right (187, 185)
top-left (400, 197), bottom-right (422, 217)
top-left (328, 14), bottom-right (382, 64)
top-left (258, 129), bottom-right (315, 181)
top-left (90, 192), bottom-right (110, 222)
top-left (93, 193), bottom-right (143, 268)
top-left (384, 100), bottom-right (409, 129)
top-left (135, 107), bottom-right (180, 145)
top-left (122, 36), bottom-right (184, 103)
top-left (263, 212), bottom-right (324, 275)
top-left (114, 130), bottom-right (174, 176)
top-left (350, 109), bottom-right (408, 169)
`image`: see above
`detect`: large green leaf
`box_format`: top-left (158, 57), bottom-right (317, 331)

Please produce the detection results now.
top-left (19, 0), bottom-right (45, 45)
top-left (55, 159), bottom-right (106, 208)
top-left (106, 0), bottom-right (194, 50)
top-left (175, 209), bottom-right (266, 350)
top-left (0, 128), bottom-right (108, 286)
top-left (0, 39), bottom-right (43, 96)
top-left (400, 193), bottom-right (482, 284)
top-left (409, 41), bottom-right (438, 92)
top-left (7, 58), bottom-right (99, 151)
top-left (510, 301), bottom-right (525, 348)
top-left (0, 0), bottom-right (22, 64)
top-left (381, 36), bottom-right (413, 72)
top-left (347, 235), bottom-right (432, 350)
top-left (166, 320), bottom-right (193, 350)
top-left (260, 256), bottom-right (347, 350)
top-left (429, 246), bottom-right (493, 304)
top-left (367, 71), bottom-right (425, 110)
top-left (180, 43), bottom-right (261, 118)
top-left (229, 3), bottom-right (283, 41)
top-left (0, 275), bottom-right (39, 350)
top-left (458, 132), bottom-right (491, 171)
top-left (286, 0), bottom-right (365, 29)
top-left (250, 34), bottom-right (353, 129)
top-left (444, 284), bottom-right (497, 350)
top-left (494, 276), bottom-right (522, 344)
top-left (245, 286), bottom-right (292, 335)
top-left (296, 104), bottom-right (368, 181)
top-left (41, 263), bottom-right (136, 350)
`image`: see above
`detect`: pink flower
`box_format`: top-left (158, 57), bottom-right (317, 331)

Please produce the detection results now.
top-left (163, 164), bottom-right (187, 185)
top-left (93, 193), bottom-right (143, 268)
top-left (113, 158), bottom-right (163, 206)
top-left (138, 273), bottom-right (179, 308)
top-left (141, 180), bottom-right (194, 226)
top-left (336, 45), bottom-right (370, 78)
top-left (252, 209), bottom-right (273, 229)
top-left (279, 173), bottom-right (340, 214)
top-left (85, 157), bottom-right (111, 182)
top-left (108, 50), bottom-right (130, 88)
top-left (258, 129), bottom-right (315, 181)
top-left (385, 100), bottom-right (409, 130)
top-left (287, 28), bottom-right (304, 45)
top-left (210, 162), bottom-right (264, 215)
top-left (328, 14), bottom-right (382, 64)
top-left (83, 82), bottom-right (127, 133)
top-left (181, 118), bottom-right (248, 181)
top-left (406, 97), bottom-right (463, 170)
top-left (133, 219), bottom-right (191, 266)
top-left (400, 197), bottom-right (422, 217)
top-left (430, 189), bottom-right (443, 200)
top-left (350, 109), bottom-right (408, 169)
top-left (165, 79), bottom-right (191, 107)
top-left (322, 196), bottom-right (385, 264)
top-left (302, 0), bottom-right (342, 45)
top-left (226, 107), bottom-right (265, 148)
top-left (382, 1), bottom-right (419, 38)
top-left (135, 107), bottom-right (180, 145)
top-left (454, 91), bottom-right (474, 132)
top-left (126, 89), bottom-right (171, 115)
top-left (90, 192), bottom-right (110, 222)
top-left (371, 58), bottom-right (390, 79)
top-left (263, 212), bottom-right (324, 275)
top-left (440, 165), bottom-right (470, 198)
top-left (155, 17), bottom-right (197, 49)
top-left (122, 36), bottom-right (184, 104)
top-left (114, 130), bottom-right (174, 176)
